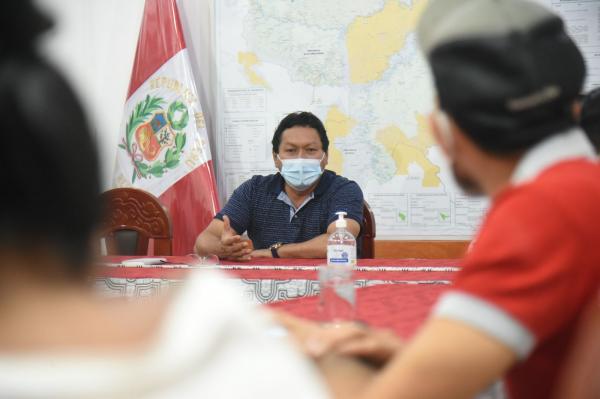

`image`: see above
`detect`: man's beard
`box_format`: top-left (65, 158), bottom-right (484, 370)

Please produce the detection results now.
top-left (452, 162), bottom-right (484, 196)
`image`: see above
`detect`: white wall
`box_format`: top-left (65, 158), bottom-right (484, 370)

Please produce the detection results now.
top-left (35, 0), bottom-right (216, 189)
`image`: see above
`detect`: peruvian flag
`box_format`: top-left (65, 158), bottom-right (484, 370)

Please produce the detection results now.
top-left (113, 0), bottom-right (219, 255)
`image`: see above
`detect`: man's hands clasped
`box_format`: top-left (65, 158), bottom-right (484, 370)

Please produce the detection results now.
top-left (220, 215), bottom-right (252, 261)
top-left (276, 312), bottom-right (403, 368)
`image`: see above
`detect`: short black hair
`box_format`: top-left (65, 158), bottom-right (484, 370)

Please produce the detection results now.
top-left (271, 111), bottom-right (329, 153)
top-left (0, 1), bottom-right (100, 277)
top-left (581, 87), bottom-right (600, 152)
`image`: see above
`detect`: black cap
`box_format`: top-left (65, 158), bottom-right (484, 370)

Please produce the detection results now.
top-left (418, 0), bottom-right (586, 153)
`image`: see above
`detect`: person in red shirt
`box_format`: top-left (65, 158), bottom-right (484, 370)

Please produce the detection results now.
top-left (292, 1), bottom-right (600, 398)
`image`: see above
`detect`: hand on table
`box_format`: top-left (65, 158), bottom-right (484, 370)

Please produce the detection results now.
top-left (220, 215), bottom-right (252, 261)
top-left (276, 312), bottom-right (403, 367)
top-left (306, 324), bottom-right (403, 367)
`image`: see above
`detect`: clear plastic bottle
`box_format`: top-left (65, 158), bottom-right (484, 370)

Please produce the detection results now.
top-left (320, 211), bottom-right (356, 323)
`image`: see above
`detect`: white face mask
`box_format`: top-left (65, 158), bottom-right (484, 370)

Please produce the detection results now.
top-left (433, 110), bottom-right (483, 196)
top-left (277, 154), bottom-right (324, 191)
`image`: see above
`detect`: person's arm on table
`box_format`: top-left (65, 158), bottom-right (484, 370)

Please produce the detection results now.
top-left (354, 318), bottom-right (516, 399)
top-left (305, 323), bottom-right (403, 368)
top-left (300, 317), bottom-right (516, 399)
top-left (277, 312), bottom-right (402, 367)
top-left (194, 216), bottom-right (252, 261)
top-left (251, 219), bottom-right (360, 258)
top-left (195, 179), bottom-right (254, 261)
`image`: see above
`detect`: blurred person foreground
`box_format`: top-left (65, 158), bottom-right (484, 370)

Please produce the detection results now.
top-left (0, 2), bottom-right (332, 398)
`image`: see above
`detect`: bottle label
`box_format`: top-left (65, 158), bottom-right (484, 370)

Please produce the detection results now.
top-left (327, 244), bottom-right (356, 266)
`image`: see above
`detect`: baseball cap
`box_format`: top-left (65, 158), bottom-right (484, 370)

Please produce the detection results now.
top-left (418, 0), bottom-right (586, 153)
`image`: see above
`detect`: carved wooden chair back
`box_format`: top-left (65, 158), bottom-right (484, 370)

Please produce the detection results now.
top-left (361, 200), bottom-right (376, 259)
top-left (100, 188), bottom-right (172, 256)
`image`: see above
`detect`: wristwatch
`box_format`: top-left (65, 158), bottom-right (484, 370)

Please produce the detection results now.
top-left (269, 242), bottom-right (284, 258)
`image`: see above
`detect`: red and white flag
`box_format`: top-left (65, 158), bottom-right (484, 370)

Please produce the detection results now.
top-left (113, 0), bottom-right (219, 255)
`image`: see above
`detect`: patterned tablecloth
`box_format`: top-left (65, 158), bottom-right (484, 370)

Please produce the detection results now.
top-left (93, 257), bottom-right (504, 399)
top-left (94, 256), bottom-right (460, 304)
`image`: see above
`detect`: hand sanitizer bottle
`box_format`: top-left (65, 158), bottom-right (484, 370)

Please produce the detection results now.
top-left (321, 211), bottom-right (356, 323)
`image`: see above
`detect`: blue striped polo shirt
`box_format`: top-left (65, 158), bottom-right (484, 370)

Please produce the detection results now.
top-left (215, 170), bottom-right (364, 252)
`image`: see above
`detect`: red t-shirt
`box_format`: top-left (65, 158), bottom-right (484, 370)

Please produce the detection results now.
top-left (437, 160), bottom-right (600, 399)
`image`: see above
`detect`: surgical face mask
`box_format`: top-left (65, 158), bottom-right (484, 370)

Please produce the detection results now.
top-left (433, 110), bottom-right (484, 196)
top-left (277, 154), bottom-right (324, 191)
top-left (433, 110), bottom-right (454, 155)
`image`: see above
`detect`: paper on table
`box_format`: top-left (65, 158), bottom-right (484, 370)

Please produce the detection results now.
top-left (121, 258), bottom-right (168, 267)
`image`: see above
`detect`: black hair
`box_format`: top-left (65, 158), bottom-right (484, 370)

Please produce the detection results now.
top-left (0, 1), bottom-right (101, 276)
top-left (0, 1), bottom-right (52, 57)
top-left (581, 87), bottom-right (600, 152)
top-left (271, 111), bottom-right (329, 153)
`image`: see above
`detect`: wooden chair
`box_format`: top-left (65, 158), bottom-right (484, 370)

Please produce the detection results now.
top-left (361, 200), bottom-right (376, 259)
top-left (100, 188), bottom-right (172, 256)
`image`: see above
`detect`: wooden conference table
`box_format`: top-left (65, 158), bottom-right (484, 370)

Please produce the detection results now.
top-left (95, 256), bottom-right (460, 338)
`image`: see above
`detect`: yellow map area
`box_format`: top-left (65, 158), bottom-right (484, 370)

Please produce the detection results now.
top-left (238, 52), bottom-right (269, 87)
top-left (376, 114), bottom-right (440, 187)
top-left (324, 106), bottom-right (356, 174)
top-left (346, 0), bottom-right (428, 84)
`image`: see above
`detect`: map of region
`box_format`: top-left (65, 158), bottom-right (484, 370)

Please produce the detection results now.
top-left (216, 0), bottom-right (490, 238)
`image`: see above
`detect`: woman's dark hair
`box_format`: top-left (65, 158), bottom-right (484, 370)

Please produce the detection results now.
top-left (0, 1), bottom-right (101, 275)
top-left (0, 1), bottom-right (52, 57)
top-left (581, 88), bottom-right (600, 152)
top-left (271, 111), bottom-right (329, 153)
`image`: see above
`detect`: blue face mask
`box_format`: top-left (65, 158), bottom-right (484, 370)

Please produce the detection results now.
top-left (278, 155), bottom-right (324, 191)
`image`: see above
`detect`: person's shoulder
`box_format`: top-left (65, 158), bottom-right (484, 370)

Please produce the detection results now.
top-left (498, 159), bottom-right (597, 198)
top-left (246, 173), bottom-right (281, 187)
top-left (236, 173), bottom-right (280, 192)
top-left (248, 173), bottom-right (279, 184)
top-left (323, 170), bottom-right (362, 191)
top-left (324, 169), bottom-right (349, 183)
top-left (487, 183), bottom-right (556, 228)
top-left (476, 163), bottom-right (598, 252)
top-left (537, 159), bottom-right (600, 192)
top-left (496, 160), bottom-right (600, 216)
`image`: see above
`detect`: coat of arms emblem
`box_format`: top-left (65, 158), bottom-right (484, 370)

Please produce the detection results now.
top-left (119, 95), bottom-right (189, 183)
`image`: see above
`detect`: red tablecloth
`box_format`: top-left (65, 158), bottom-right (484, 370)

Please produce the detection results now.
top-left (94, 256), bottom-right (459, 308)
top-left (270, 283), bottom-right (448, 338)
top-left (95, 256), bottom-right (460, 281)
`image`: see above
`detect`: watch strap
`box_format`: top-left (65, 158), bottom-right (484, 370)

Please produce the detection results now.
top-left (269, 242), bottom-right (283, 258)
top-left (270, 246), bottom-right (280, 258)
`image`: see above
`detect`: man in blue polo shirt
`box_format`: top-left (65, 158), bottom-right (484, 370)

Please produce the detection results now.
top-left (195, 111), bottom-right (363, 260)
